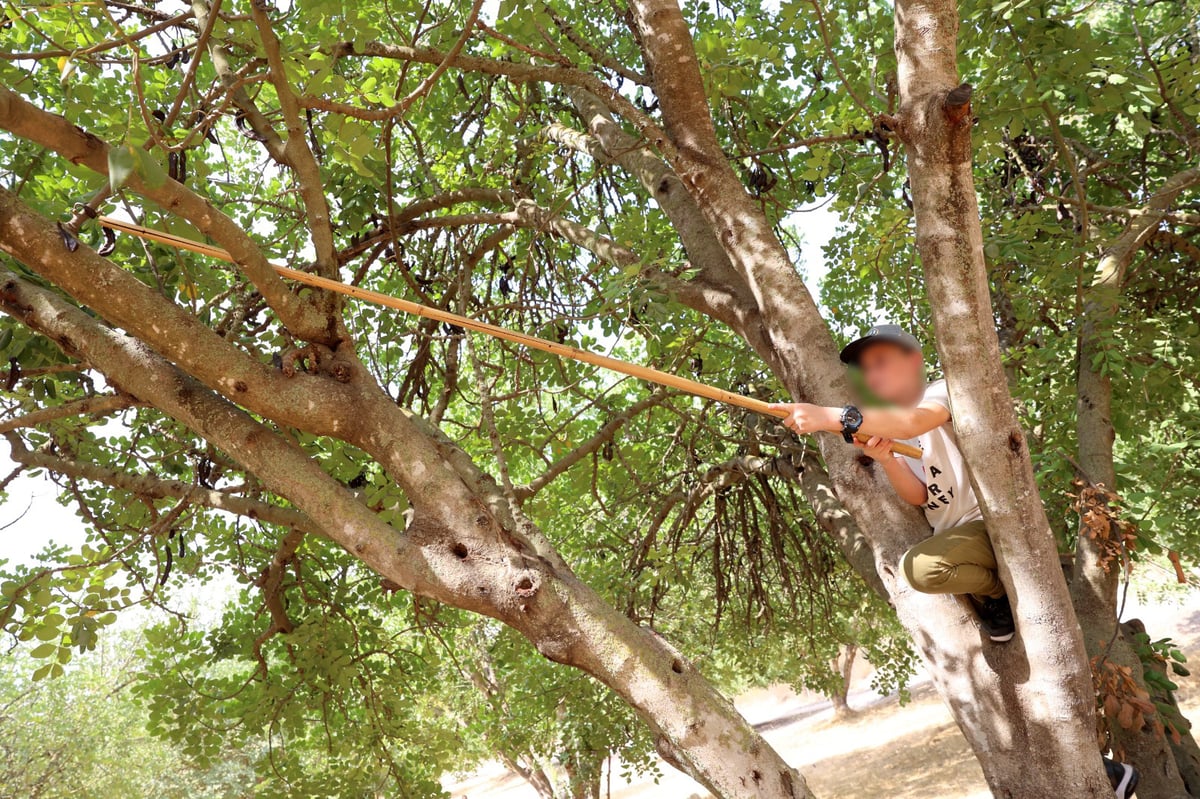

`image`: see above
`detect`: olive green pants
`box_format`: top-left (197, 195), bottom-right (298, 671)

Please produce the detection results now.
top-left (902, 520), bottom-right (1006, 600)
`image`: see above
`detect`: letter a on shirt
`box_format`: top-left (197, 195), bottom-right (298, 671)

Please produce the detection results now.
top-left (899, 380), bottom-right (984, 534)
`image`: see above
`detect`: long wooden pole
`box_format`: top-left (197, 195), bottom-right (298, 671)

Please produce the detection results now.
top-left (96, 216), bottom-right (922, 459)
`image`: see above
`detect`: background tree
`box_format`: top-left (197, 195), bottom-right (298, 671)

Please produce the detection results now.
top-left (0, 629), bottom-right (259, 799)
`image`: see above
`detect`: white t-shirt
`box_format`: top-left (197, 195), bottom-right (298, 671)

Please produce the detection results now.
top-left (899, 380), bottom-right (984, 533)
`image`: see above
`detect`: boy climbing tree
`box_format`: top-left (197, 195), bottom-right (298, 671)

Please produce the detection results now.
top-left (772, 324), bottom-right (1142, 799)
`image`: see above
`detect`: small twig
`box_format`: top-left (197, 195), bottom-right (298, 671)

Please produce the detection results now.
top-left (397, 0), bottom-right (485, 114)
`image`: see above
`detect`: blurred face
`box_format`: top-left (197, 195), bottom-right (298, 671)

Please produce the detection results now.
top-left (857, 343), bottom-right (926, 404)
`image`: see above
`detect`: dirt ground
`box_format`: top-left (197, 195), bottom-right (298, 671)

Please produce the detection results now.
top-left (444, 585), bottom-right (1200, 799)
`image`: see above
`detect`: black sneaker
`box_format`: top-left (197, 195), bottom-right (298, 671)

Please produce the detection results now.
top-left (970, 594), bottom-right (1015, 642)
top-left (1104, 757), bottom-right (1139, 798)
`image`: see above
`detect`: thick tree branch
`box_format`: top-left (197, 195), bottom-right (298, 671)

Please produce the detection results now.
top-left (0, 86), bottom-right (331, 341)
top-left (895, 0), bottom-right (1111, 790)
top-left (553, 89), bottom-right (764, 342)
top-left (0, 187), bottom-right (359, 439)
top-left (0, 267), bottom-right (453, 600)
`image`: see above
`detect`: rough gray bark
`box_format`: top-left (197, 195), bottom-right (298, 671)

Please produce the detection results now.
top-left (550, 92), bottom-right (886, 600)
top-left (892, 0), bottom-right (1109, 793)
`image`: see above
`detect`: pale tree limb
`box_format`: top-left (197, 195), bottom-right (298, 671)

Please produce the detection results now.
top-left (0, 267), bottom-right (446, 597)
top-left (0, 394), bottom-right (138, 433)
top-left (191, 0), bottom-right (287, 161)
top-left (552, 89), bottom-right (766, 347)
top-left (0, 186), bottom-right (358, 439)
top-left (0, 264), bottom-right (819, 799)
top-left (249, 2), bottom-right (340, 276)
top-left (894, 0), bottom-right (1111, 790)
top-left (3, 432), bottom-right (312, 531)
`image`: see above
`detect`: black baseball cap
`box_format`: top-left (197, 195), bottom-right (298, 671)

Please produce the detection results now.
top-left (839, 324), bottom-right (922, 365)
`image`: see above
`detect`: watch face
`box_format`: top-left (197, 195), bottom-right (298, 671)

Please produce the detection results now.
top-left (844, 407), bottom-right (864, 426)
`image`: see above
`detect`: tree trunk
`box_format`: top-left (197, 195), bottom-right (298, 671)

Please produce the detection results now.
top-left (1123, 619), bottom-right (1200, 796)
top-left (623, 0), bottom-right (1110, 793)
top-left (831, 644), bottom-right (857, 719)
top-left (1072, 166), bottom-right (1200, 796)
top-left (890, 0), bottom-right (1111, 792)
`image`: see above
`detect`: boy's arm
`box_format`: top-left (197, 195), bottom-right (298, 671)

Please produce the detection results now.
top-left (856, 437), bottom-right (929, 505)
top-left (766, 401), bottom-right (950, 441)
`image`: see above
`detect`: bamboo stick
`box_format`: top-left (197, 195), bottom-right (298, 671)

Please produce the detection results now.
top-left (96, 216), bottom-right (924, 459)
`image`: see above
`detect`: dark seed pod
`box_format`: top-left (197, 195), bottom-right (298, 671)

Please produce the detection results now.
top-left (6, 358), bottom-right (20, 391)
top-left (159, 545), bottom-right (173, 586)
top-left (235, 111), bottom-right (267, 142)
top-left (97, 226), bottom-right (117, 257)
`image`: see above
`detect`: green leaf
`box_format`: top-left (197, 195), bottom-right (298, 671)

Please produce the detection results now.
top-left (136, 148), bottom-right (169, 189)
top-left (30, 642), bottom-right (56, 659)
top-left (34, 623), bottom-right (61, 642)
top-left (107, 144), bottom-right (138, 192)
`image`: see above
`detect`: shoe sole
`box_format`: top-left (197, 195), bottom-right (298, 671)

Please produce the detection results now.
top-left (1114, 763), bottom-right (1138, 798)
top-left (988, 631), bottom-right (1015, 643)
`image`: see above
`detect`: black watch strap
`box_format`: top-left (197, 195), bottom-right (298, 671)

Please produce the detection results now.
top-left (840, 405), bottom-right (864, 443)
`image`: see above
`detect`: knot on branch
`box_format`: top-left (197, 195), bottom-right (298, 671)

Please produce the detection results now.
top-left (275, 342), bottom-right (354, 382)
top-left (943, 83), bottom-right (973, 126)
top-left (514, 572), bottom-right (539, 599)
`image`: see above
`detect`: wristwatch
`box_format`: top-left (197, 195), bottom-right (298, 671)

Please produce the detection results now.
top-left (840, 405), bottom-right (864, 443)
